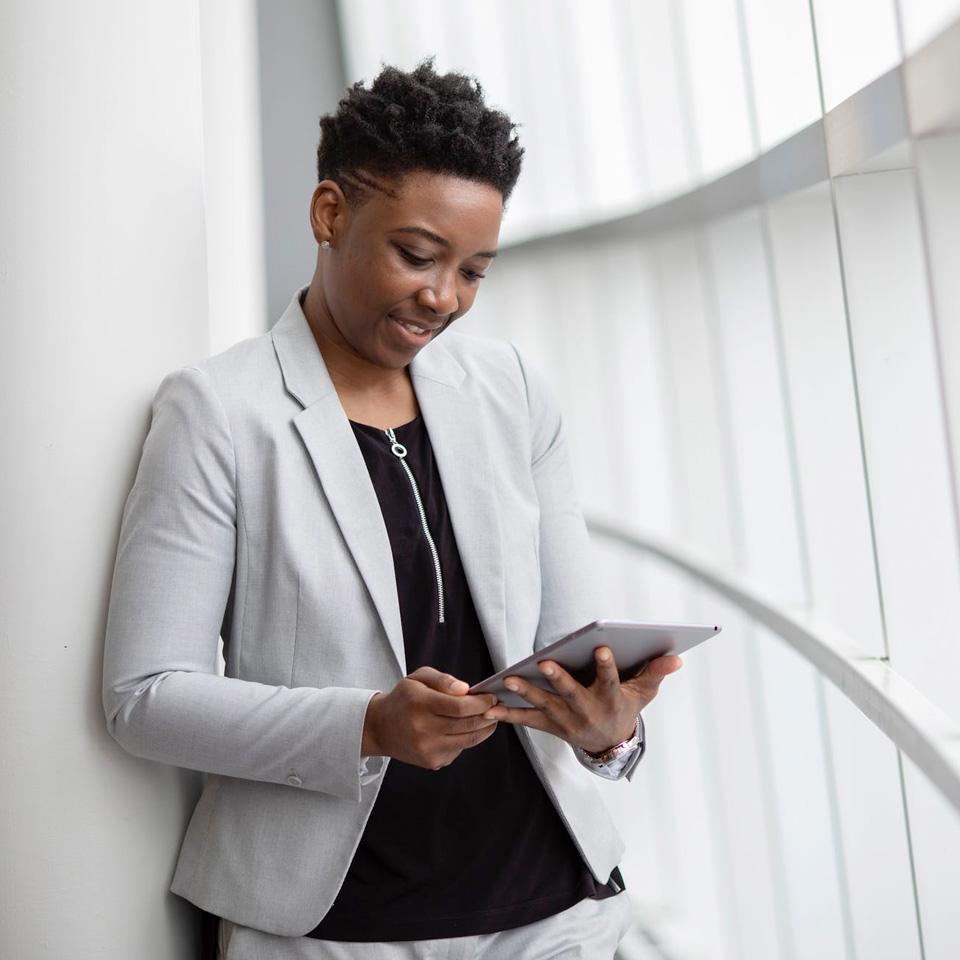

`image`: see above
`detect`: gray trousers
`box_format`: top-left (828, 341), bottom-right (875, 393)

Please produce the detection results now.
top-left (218, 893), bottom-right (633, 959)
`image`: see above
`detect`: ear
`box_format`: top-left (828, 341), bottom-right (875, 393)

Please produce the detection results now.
top-left (309, 180), bottom-right (347, 245)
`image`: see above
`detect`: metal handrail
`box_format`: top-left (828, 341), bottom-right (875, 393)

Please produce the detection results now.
top-left (587, 518), bottom-right (960, 814)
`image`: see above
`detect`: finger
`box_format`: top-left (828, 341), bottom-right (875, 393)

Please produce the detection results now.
top-left (450, 723), bottom-right (499, 754)
top-left (443, 713), bottom-right (499, 734)
top-left (537, 660), bottom-right (585, 703)
top-left (443, 692), bottom-right (499, 717)
top-left (420, 687), bottom-right (499, 718)
top-left (633, 655), bottom-right (683, 686)
top-left (499, 675), bottom-right (557, 712)
top-left (409, 666), bottom-right (470, 696)
top-left (646, 654), bottom-right (683, 678)
top-left (623, 655), bottom-right (683, 708)
top-left (447, 718), bottom-right (499, 745)
top-left (482, 702), bottom-right (553, 733)
top-left (428, 720), bottom-right (500, 769)
top-left (624, 654), bottom-right (682, 687)
top-left (592, 646), bottom-right (621, 692)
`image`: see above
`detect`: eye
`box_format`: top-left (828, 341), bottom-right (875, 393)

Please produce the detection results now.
top-left (396, 246), bottom-right (431, 267)
top-left (461, 268), bottom-right (486, 282)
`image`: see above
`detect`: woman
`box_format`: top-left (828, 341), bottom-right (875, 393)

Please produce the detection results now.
top-left (103, 61), bottom-right (680, 959)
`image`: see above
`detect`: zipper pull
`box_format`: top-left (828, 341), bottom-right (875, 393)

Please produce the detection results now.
top-left (385, 427), bottom-right (407, 459)
top-left (382, 425), bottom-right (446, 624)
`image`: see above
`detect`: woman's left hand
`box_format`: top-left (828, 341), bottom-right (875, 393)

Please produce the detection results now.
top-left (483, 647), bottom-right (682, 755)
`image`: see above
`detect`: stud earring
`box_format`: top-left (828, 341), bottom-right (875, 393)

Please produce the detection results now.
top-left (320, 240), bottom-right (331, 250)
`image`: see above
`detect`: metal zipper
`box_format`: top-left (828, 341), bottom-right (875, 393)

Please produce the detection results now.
top-left (385, 427), bottom-right (445, 624)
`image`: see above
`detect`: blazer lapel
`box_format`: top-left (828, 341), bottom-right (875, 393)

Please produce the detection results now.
top-left (412, 343), bottom-right (509, 674)
top-left (272, 299), bottom-right (406, 674)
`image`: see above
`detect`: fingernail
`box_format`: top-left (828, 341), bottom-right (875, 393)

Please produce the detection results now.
top-left (598, 650), bottom-right (611, 662)
top-left (542, 665), bottom-right (554, 677)
top-left (505, 680), bottom-right (519, 692)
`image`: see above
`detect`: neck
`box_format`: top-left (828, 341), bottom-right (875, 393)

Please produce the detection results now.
top-left (302, 283), bottom-right (419, 428)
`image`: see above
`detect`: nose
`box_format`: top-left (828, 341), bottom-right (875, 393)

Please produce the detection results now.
top-left (418, 268), bottom-right (459, 316)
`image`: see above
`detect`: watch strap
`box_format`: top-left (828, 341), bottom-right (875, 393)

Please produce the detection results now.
top-left (582, 715), bottom-right (643, 766)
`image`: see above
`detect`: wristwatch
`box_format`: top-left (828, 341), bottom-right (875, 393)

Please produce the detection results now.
top-left (582, 715), bottom-right (644, 766)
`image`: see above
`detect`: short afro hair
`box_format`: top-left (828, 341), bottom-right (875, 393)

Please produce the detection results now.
top-left (316, 59), bottom-right (523, 202)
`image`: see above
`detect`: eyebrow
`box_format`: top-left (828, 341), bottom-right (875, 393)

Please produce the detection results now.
top-left (393, 226), bottom-right (498, 259)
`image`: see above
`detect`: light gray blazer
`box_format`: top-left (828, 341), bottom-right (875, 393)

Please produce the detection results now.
top-left (103, 293), bottom-right (634, 937)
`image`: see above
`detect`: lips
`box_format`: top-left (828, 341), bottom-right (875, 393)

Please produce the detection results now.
top-left (391, 314), bottom-right (443, 338)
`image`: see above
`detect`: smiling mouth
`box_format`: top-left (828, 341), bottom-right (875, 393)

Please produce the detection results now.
top-left (393, 316), bottom-right (441, 337)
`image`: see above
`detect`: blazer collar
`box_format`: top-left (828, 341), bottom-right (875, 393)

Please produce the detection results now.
top-left (412, 361), bottom-right (508, 671)
top-left (271, 291), bottom-right (508, 676)
top-left (271, 289), bottom-right (339, 407)
top-left (272, 293), bottom-right (404, 672)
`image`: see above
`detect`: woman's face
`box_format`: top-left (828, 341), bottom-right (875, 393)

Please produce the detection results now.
top-left (309, 170), bottom-right (503, 371)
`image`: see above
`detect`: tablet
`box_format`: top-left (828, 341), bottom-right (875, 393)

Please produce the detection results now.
top-left (469, 619), bottom-right (721, 707)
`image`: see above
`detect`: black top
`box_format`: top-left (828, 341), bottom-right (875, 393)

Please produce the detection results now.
top-left (308, 416), bottom-right (621, 942)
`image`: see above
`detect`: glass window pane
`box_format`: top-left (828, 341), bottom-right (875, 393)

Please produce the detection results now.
top-left (556, 0), bottom-right (644, 216)
top-left (811, 0), bottom-right (901, 110)
top-left (389, 0), bottom-right (449, 70)
top-left (901, 757), bottom-right (960, 959)
top-left (765, 184), bottom-right (885, 654)
top-left (704, 209), bottom-right (806, 602)
top-left (753, 631), bottom-right (850, 960)
top-left (693, 617), bottom-right (789, 960)
top-left (596, 240), bottom-right (681, 533)
top-left (834, 169), bottom-right (960, 726)
top-left (677, 0), bottom-right (756, 177)
top-left (741, 0), bottom-right (823, 148)
top-left (656, 232), bottom-right (739, 562)
top-left (507, 0), bottom-right (588, 236)
top-left (338, 0), bottom-right (399, 83)
top-left (821, 684), bottom-right (923, 960)
top-left (548, 252), bottom-right (620, 512)
top-left (915, 134), bottom-right (960, 538)
top-left (623, 0), bottom-right (698, 199)
top-left (645, 621), bottom-right (730, 960)
top-left (900, 0), bottom-right (960, 53)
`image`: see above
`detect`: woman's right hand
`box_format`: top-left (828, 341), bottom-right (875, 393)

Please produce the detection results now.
top-left (361, 667), bottom-right (499, 770)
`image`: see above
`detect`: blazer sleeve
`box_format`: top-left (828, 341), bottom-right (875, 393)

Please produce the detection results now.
top-left (513, 346), bottom-right (644, 782)
top-left (510, 347), bottom-right (602, 648)
top-left (103, 366), bottom-right (380, 802)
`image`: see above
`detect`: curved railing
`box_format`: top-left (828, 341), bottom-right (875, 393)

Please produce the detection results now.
top-left (587, 518), bottom-right (960, 815)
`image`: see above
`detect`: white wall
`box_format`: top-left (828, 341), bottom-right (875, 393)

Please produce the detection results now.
top-left (0, 1), bottom-right (266, 956)
top-left (200, 0), bottom-right (268, 353)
